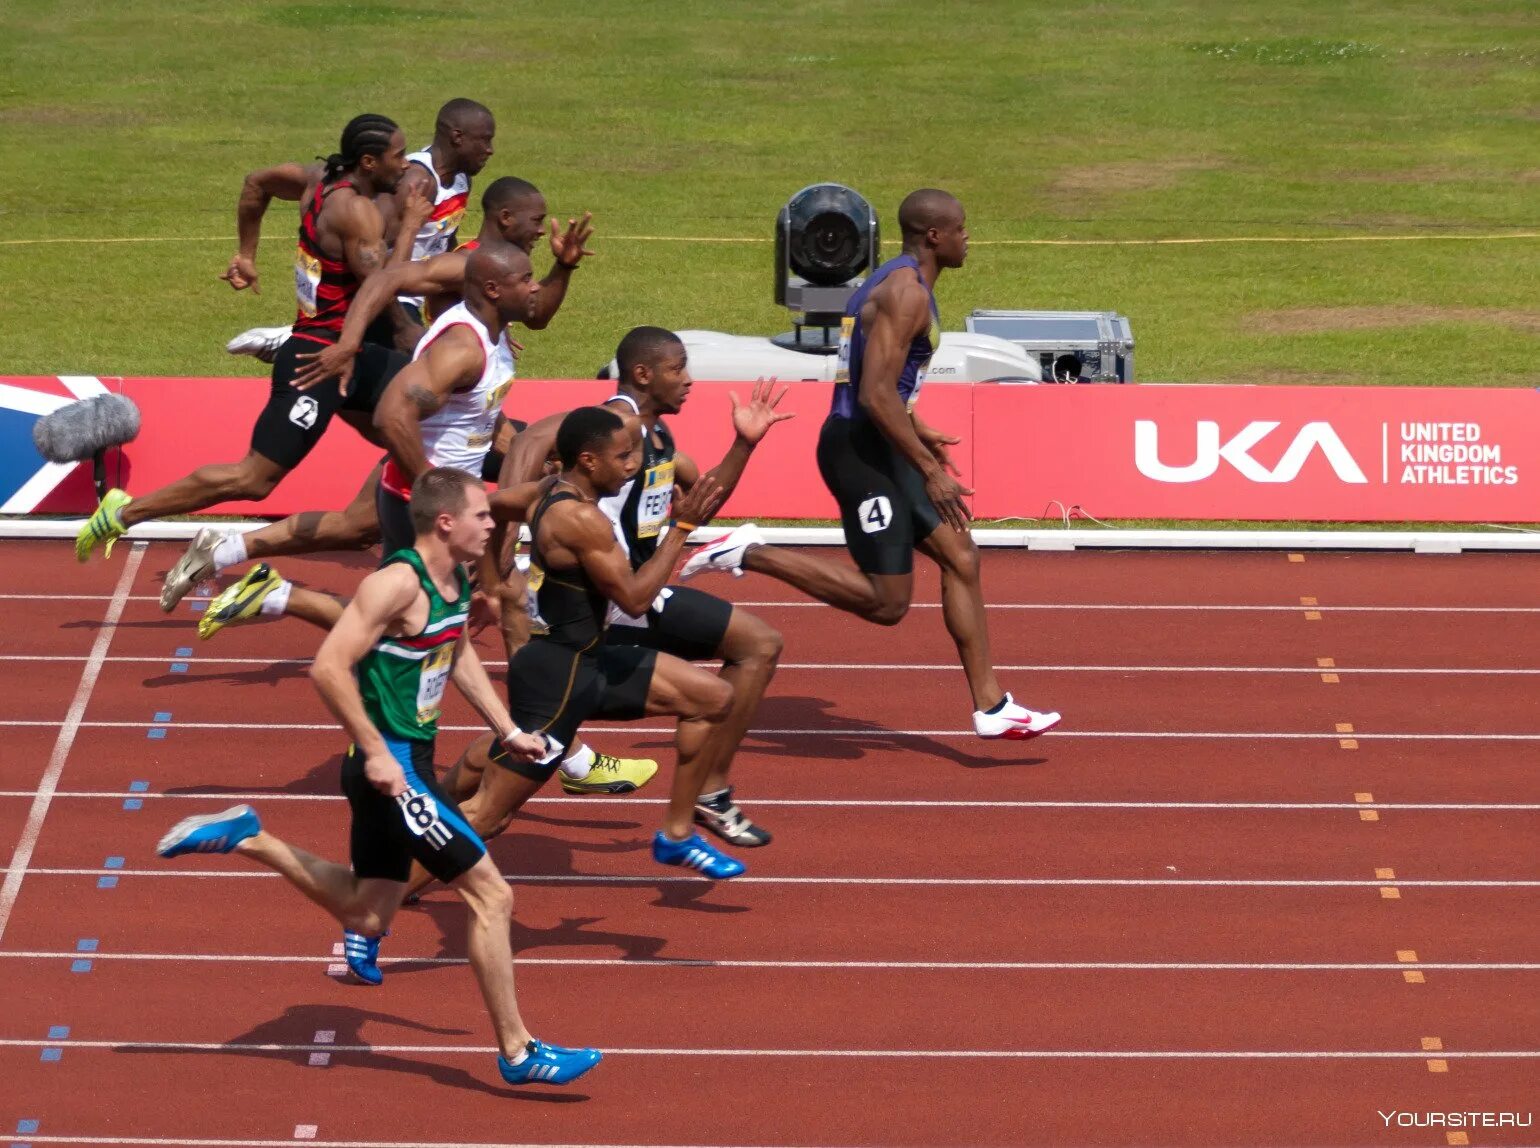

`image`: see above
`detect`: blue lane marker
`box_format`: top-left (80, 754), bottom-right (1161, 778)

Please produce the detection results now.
top-left (170, 663), bottom-right (189, 673)
top-left (46, 1026), bottom-right (68, 1040)
top-left (122, 798), bottom-right (144, 810)
top-left (39, 1048), bottom-right (61, 1062)
top-left (175, 647), bottom-right (193, 657)
top-left (17, 1120), bottom-right (39, 1134)
top-left (104, 856), bottom-right (124, 870)
top-left (76, 938), bottom-right (98, 952)
top-left (97, 876), bottom-right (118, 889)
top-left (70, 959), bottom-right (92, 973)
top-left (153, 711), bottom-right (172, 722)
top-left (145, 730), bottom-right (166, 742)
top-left (129, 780), bottom-right (150, 793)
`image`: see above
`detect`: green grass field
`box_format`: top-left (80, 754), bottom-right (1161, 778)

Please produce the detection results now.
top-left (0, 0), bottom-right (1535, 387)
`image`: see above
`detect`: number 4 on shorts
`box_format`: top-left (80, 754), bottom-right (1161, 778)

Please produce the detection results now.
top-left (858, 496), bottom-right (892, 534)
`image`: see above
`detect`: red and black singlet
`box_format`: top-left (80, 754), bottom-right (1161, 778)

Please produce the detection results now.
top-left (292, 180), bottom-right (362, 344)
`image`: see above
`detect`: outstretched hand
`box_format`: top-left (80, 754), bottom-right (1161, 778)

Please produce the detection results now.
top-left (729, 380), bottom-right (795, 445)
top-left (549, 213), bottom-right (595, 269)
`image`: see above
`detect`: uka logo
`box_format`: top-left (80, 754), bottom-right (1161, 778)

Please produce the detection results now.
top-left (1134, 421), bottom-right (1368, 484)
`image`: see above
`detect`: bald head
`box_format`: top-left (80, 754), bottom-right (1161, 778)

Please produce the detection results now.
top-left (465, 242), bottom-right (530, 286)
top-left (435, 98), bottom-right (495, 176)
top-left (898, 189), bottom-right (963, 240)
top-left (897, 188), bottom-right (968, 270)
top-left (436, 98), bottom-right (493, 134)
top-left (464, 242), bottom-right (539, 323)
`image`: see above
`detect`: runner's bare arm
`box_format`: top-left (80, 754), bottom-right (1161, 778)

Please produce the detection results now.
top-left (372, 328), bottom-right (485, 485)
top-left (339, 193), bottom-right (391, 282)
top-left (310, 565), bottom-right (421, 782)
top-left (496, 411), bottom-right (563, 489)
top-left (389, 186), bottom-right (433, 266)
top-left (450, 632), bottom-right (544, 759)
top-left (556, 476), bottom-right (722, 617)
top-left (223, 161), bottom-right (323, 293)
top-left (524, 213), bottom-right (596, 330)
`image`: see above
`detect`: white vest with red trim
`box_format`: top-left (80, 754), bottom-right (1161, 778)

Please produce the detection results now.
top-left (398, 150), bottom-right (471, 309)
top-left (382, 303), bottom-right (514, 494)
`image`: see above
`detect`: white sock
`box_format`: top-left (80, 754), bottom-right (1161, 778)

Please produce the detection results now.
top-left (506, 1041), bottom-right (533, 1065)
top-left (212, 533), bottom-right (247, 573)
top-left (560, 744), bottom-right (596, 780)
top-left (259, 579), bottom-right (292, 617)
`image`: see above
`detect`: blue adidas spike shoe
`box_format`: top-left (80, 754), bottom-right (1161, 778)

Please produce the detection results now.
top-left (651, 830), bottom-right (746, 879)
top-left (498, 1039), bottom-right (602, 1085)
top-left (343, 931), bottom-right (383, 986)
top-left (156, 805), bottom-right (261, 857)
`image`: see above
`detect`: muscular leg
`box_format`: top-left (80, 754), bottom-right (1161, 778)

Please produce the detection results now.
top-left (242, 463), bottom-right (383, 563)
top-left (449, 854), bottom-right (531, 1058)
top-left (699, 608), bottom-right (781, 794)
top-left (286, 588), bottom-right (346, 631)
top-left (742, 546), bottom-right (913, 626)
top-left (234, 829), bottom-right (402, 937)
top-left (915, 523), bottom-right (1004, 711)
top-left (643, 653), bottom-right (734, 841)
top-left (122, 451), bottom-right (289, 525)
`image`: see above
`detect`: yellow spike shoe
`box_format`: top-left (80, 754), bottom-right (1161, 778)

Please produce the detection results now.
top-left (560, 753), bottom-right (659, 795)
top-left (74, 489), bottom-right (132, 562)
top-left (198, 563), bottom-right (284, 640)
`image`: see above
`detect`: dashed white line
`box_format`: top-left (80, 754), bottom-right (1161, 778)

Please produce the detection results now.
top-left (0, 543), bottom-right (144, 943)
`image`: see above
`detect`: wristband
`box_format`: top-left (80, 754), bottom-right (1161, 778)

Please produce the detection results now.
top-left (499, 724), bottom-right (525, 742)
top-left (672, 520), bottom-right (697, 533)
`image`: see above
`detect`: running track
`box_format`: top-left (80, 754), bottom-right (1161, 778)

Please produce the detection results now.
top-left (0, 541), bottom-right (1535, 1148)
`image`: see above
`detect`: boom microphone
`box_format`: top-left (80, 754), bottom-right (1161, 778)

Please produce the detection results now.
top-left (32, 394), bottom-right (141, 463)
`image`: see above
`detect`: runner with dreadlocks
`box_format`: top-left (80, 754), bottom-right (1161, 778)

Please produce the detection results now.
top-left (76, 113), bottom-right (430, 562)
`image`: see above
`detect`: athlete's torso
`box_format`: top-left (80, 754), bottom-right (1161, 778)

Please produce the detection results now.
top-left (527, 488), bottom-right (609, 652)
top-left (293, 180), bottom-right (365, 342)
top-left (380, 301), bottom-right (515, 496)
top-left (828, 253), bottom-right (940, 422)
top-left (357, 548), bottom-right (469, 741)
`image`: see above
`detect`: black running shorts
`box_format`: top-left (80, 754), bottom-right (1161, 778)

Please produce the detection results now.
top-left (495, 640), bottom-right (656, 781)
top-left (250, 336), bottom-right (408, 470)
top-left (606, 585), bottom-right (733, 662)
top-left (341, 736), bottom-right (485, 885)
top-left (816, 415), bottom-right (942, 577)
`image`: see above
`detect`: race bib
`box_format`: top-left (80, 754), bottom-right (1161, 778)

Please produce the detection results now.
top-left (415, 644), bottom-right (453, 724)
top-left (294, 245), bottom-right (321, 317)
top-left (636, 460), bottom-right (674, 539)
top-left (833, 316), bottom-right (855, 385)
top-left (525, 564), bottom-right (550, 636)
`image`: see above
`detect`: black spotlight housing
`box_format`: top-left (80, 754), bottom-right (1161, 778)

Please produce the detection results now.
top-left (773, 183), bottom-right (879, 353)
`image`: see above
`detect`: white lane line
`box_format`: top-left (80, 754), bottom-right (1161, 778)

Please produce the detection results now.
top-left (0, 1036), bottom-right (1535, 1058)
top-left (10, 653), bottom-right (1540, 675)
top-left (20, 869), bottom-right (1540, 887)
top-left (6, 791), bottom-right (1536, 811)
top-left (3, 720), bottom-right (1538, 741)
top-left (2, 951), bottom-right (1537, 972)
top-left (0, 543), bottom-right (144, 943)
top-left (7, 592), bottom-right (1540, 613)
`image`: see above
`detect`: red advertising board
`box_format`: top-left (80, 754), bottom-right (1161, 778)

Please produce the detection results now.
top-left (970, 384), bottom-right (1540, 521)
top-left (4, 376), bottom-right (1537, 522)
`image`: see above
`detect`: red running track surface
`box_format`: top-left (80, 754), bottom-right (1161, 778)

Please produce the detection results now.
top-left (0, 541), bottom-right (1537, 1147)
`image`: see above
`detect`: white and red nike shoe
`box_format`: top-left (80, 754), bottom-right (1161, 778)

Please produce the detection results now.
top-left (973, 693), bottom-right (1062, 739)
